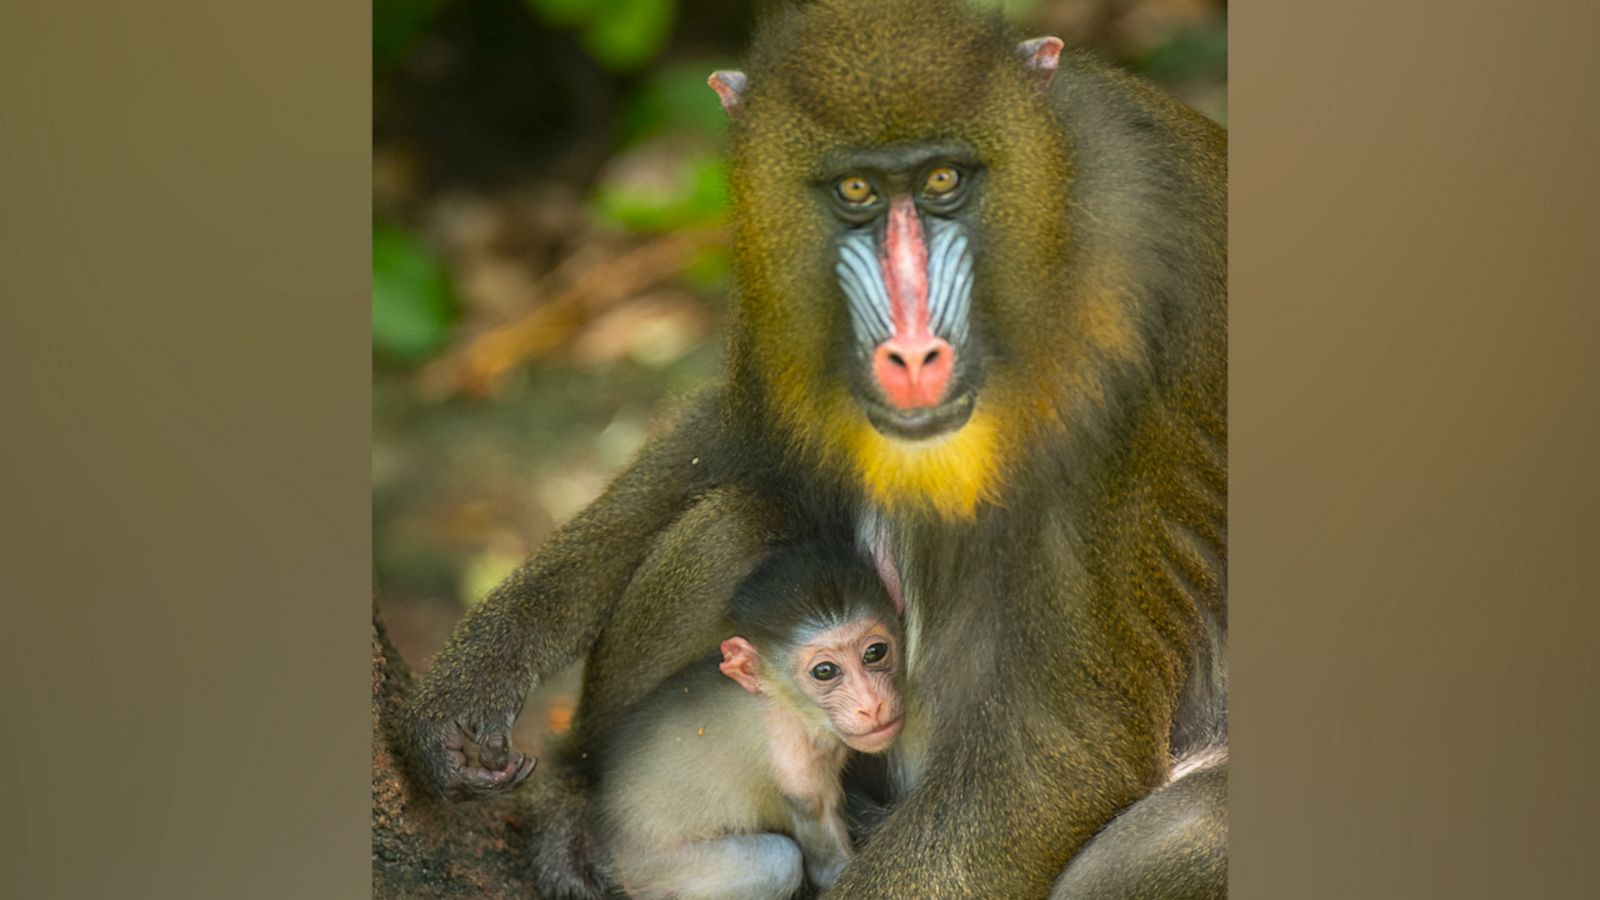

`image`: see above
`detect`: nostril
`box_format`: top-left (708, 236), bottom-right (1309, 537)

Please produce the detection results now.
top-left (872, 340), bottom-right (954, 409)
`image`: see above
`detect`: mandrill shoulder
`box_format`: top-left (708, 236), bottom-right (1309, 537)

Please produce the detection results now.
top-left (1049, 50), bottom-right (1226, 176)
top-left (1046, 51), bottom-right (1227, 378)
top-left (1047, 50), bottom-right (1226, 239)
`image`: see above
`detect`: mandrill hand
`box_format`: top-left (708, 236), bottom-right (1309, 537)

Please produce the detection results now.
top-left (402, 692), bottom-right (535, 801)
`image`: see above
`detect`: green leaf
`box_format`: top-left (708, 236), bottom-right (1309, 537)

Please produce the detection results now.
top-left (592, 151), bottom-right (727, 234)
top-left (617, 61), bottom-right (733, 146)
top-left (581, 0), bottom-right (676, 72)
top-left (1137, 23), bottom-right (1229, 83)
top-left (373, 0), bottom-right (447, 70)
top-left (372, 222), bottom-right (458, 362)
top-left (524, 0), bottom-right (593, 28)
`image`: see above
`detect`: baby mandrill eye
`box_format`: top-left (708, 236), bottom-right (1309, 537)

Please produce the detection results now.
top-left (862, 642), bottom-right (888, 664)
top-left (810, 661), bottom-right (841, 682)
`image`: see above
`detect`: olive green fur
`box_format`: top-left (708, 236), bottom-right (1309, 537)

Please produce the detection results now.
top-left (399, 1), bottom-right (1227, 897)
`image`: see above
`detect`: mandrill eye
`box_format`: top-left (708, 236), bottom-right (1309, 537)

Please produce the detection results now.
top-left (862, 642), bottom-right (889, 664)
top-left (810, 661), bottom-right (841, 682)
top-left (923, 165), bottom-right (961, 197)
top-left (835, 175), bottom-right (877, 206)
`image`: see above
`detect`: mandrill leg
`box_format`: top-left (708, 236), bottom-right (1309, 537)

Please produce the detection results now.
top-left (1051, 760), bottom-right (1228, 900)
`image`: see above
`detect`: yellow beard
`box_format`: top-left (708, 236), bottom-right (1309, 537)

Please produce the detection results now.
top-left (803, 389), bottom-right (1003, 520)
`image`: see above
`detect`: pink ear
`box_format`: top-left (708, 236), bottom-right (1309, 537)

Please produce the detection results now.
top-left (1017, 36), bottom-right (1064, 87)
top-left (719, 636), bottom-right (763, 694)
top-left (708, 70), bottom-right (748, 116)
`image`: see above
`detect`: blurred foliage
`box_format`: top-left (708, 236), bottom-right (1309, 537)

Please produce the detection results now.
top-left (617, 62), bottom-right (731, 144)
top-left (372, 220), bottom-right (458, 361)
top-left (373, 0), bottom-right (447, 70)
top-left (526, 0), bottom-right (677, 72)
top-left (1137, 18), bottom-right (1228, 83)
top-left (594, 62), bottom-right (733, 233)
top-left (372, 0), bottom-right (1226, 676)
top-left (593, 152), bottom-right (727, 233)
top-left (970, 0), bottom-right (1047, 17)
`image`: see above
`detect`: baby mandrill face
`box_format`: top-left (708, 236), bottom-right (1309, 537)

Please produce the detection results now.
top-left (790, 617), bottom-right (903, 753)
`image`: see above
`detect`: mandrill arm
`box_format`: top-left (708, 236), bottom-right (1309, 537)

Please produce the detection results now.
top-left (397, 393), bottom-right (726, 800)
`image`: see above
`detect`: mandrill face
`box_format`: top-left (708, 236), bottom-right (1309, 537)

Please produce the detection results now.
top-left (824, 142), bottom-right (986, 442)
top-left (720, 6), bottom-right (1081, 519)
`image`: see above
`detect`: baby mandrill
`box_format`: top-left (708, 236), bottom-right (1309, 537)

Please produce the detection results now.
top-left (591, 544), bottom-right (905, 899)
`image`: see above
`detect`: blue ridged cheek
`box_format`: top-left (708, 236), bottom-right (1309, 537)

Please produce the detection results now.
top-left (835, 230), bottom-right (892, 351)
top-left (832, 218), bottom-right (975, 353)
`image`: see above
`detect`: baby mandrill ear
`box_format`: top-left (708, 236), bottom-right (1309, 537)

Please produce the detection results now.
top-left (719, 637), bottom-right (763, 694)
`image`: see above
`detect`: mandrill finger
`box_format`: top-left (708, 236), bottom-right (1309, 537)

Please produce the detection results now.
top-left (450, 752), bottom-right (536, 799)
top-left (440, 720), bottom-right (470, 773)
top-left (479, 731), bottom-right (512, 770)
top-left (511, 752), bottom-right (536, 787)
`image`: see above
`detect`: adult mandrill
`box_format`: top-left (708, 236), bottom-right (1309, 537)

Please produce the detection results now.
top-left (400, 1), bottom-right (1227, 897)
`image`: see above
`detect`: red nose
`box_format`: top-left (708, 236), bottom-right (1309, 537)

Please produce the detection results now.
top-left (873, 336), bottom-right (954, 410)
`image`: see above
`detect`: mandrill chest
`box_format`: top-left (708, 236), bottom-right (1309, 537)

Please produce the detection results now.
top-left (858, 505), bottom-right (1019, 674)
top-left (861, 509), bottom-right (1021, 792)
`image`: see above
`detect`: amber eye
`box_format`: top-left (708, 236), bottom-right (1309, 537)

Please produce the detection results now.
top-left (924, 165), bottom-right (960, 197)
top-left (836, 175), bottom-right (876, 206)
top-left (810, 661), bottom-right (841, 682)
top-left (862, 642), bottom-right (889, 665)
